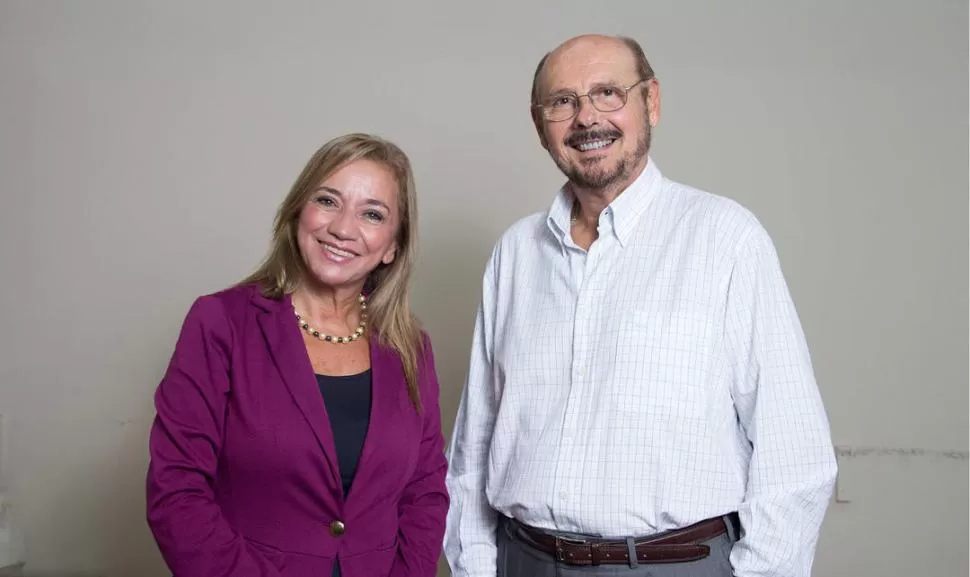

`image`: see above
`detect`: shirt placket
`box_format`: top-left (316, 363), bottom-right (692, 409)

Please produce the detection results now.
top-left (554, 240), bottom-right (602, 520)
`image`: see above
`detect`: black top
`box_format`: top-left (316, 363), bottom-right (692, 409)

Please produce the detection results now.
top-left (316, 370), bottom-right (372, 497)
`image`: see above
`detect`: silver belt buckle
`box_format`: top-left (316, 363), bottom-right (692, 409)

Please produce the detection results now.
top-left (554, 535), bottom-right (588, 563)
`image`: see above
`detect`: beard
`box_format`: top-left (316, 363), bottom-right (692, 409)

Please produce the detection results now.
top-left (553, 121), bottom-right (651, 191)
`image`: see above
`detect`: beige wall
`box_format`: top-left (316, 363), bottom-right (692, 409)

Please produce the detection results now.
top-left (0, 1), bottom-right (966, 576)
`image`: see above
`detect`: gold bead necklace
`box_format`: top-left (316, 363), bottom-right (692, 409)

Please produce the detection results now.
top-left (294, 294), bottom-right (367, 344)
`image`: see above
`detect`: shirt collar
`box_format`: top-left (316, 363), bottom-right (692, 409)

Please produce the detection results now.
top-left (546, 156), bottom-right (663, 248)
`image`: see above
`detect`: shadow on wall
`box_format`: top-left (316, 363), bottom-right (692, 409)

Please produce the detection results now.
top-left (412, 214), bottom-right (498, 577)
top-left (18, 395), bottom-right (167, 576)
top-left (412, 214), bottom-right (496, 440)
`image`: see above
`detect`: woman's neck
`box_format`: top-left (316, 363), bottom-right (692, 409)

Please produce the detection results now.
top-left (291, 282), bottom-right (363, 327)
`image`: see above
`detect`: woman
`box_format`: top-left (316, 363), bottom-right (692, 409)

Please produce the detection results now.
top-left (147, 133), bottom-right (449, 577)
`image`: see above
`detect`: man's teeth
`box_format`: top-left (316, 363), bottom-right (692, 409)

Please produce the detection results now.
top-left (577, 139), bottom-right (613, 151)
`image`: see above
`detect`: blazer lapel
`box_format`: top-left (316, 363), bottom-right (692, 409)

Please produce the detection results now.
top-left (252, 292), bottom-right (341, 488)
top-left (349, 338), bottom-right (404, 496)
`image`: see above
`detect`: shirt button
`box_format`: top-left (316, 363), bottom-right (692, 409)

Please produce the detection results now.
top-left (330, 520), bottom-right (345, 537)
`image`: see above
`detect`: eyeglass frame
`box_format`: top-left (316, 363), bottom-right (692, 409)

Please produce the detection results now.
top-left (531, 77), bottom-right (652, 122)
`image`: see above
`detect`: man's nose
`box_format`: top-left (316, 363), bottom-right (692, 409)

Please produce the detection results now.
top-left (573, 95), bottom-right (600, 128)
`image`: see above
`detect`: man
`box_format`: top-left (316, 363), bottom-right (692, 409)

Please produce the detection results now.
top-left (444, 34), bottom-right (837, 577)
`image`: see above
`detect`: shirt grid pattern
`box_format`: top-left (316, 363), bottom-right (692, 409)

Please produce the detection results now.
top-left (444, 160), bottom-right (837, 577)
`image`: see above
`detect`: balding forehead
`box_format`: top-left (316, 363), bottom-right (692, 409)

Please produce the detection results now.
top-left (555, 34), bottom-right (629, 58)
top-left (538, 36), bottom-right (638, 93)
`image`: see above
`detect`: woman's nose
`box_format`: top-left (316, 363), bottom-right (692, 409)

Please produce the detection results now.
top-left (327, 208), bottom-right (357, 240)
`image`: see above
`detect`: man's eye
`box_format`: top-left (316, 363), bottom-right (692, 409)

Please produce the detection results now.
top-left (550, 96), bottom-right (573, 108)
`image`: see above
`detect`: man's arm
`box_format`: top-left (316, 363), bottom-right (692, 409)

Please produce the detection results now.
top-left (724, 225), bottom-right (838, 577)
top-left (444, 253), bottom-right (501, 577)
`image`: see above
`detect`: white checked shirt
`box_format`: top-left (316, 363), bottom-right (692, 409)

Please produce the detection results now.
top-left (444, 159), bottom-right (838, 577)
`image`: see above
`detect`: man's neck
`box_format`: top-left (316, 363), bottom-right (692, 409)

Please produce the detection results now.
top-left (569, 155), bottom-right (649, 224)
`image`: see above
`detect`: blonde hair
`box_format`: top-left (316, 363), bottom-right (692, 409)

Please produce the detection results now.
top-left (240, 133), bottom-right (425, 411)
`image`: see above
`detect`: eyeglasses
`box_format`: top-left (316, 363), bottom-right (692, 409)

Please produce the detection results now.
top-left (533, 78), bottom-right (650, 122)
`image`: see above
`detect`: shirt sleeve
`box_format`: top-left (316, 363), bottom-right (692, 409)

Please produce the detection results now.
top-left (443, 250), bottom-right (502, 577)
top-left (146, 296), bottom-right (283, 577)
top-left (724, 225), bottom-right (838, 577)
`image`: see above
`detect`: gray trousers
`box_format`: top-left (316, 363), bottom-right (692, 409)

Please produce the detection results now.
top-left (497, 516), bottom-right (738, 577)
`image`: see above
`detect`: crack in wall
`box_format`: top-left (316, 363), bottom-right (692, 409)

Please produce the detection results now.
top-left (833, 445), bottom-right (968, 503)
top-left (834, 446), bottom-right (969, 460)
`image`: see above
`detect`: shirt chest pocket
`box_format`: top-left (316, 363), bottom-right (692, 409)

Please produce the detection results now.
top-left (611, 307), bottom-right (717, 422)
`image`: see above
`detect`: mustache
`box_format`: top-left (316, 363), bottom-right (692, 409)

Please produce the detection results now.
top-left (566, 129), bottom-right (622, 147)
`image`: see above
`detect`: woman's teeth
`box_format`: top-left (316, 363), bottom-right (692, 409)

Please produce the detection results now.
top-left (320, 241), bottom-right (354, 258)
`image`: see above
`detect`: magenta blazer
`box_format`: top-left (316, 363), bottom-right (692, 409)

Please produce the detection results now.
top-left (146, 283), bottom-right (449, 577)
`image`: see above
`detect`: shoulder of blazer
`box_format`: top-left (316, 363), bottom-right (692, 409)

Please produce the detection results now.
top-left (183, 282), bottom-right (274, 339)
top-left (209, 282), bottom-right (279, 318)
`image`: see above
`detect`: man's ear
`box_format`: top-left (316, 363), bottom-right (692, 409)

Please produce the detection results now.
top-left (532, 107), bottom-right (550, 150)
top-left (646, 78), bottom-right (661, 128)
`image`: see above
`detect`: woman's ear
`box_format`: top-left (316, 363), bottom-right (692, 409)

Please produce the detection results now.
top-left (381, 245), bottom-right (397, 265)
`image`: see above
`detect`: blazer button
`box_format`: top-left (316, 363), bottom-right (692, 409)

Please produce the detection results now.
top-left (330, 520), bottom-right (346, 537)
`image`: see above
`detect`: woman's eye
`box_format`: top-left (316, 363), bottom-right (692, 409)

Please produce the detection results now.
top-left (364, 211), bottom-right (385, 223)
top-left (315, 196), bottom-right (336, 207)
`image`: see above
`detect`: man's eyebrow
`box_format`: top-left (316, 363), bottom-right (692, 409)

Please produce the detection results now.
top-left (545, 86), bottom-right (575, 96)
top-left (542, 86), bottom-right (578, 99)
top-left (544, 80), bottom-right (623, 97)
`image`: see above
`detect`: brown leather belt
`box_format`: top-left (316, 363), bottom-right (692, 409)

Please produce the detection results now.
top-left (510, 513), bottom-right (738, 566)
